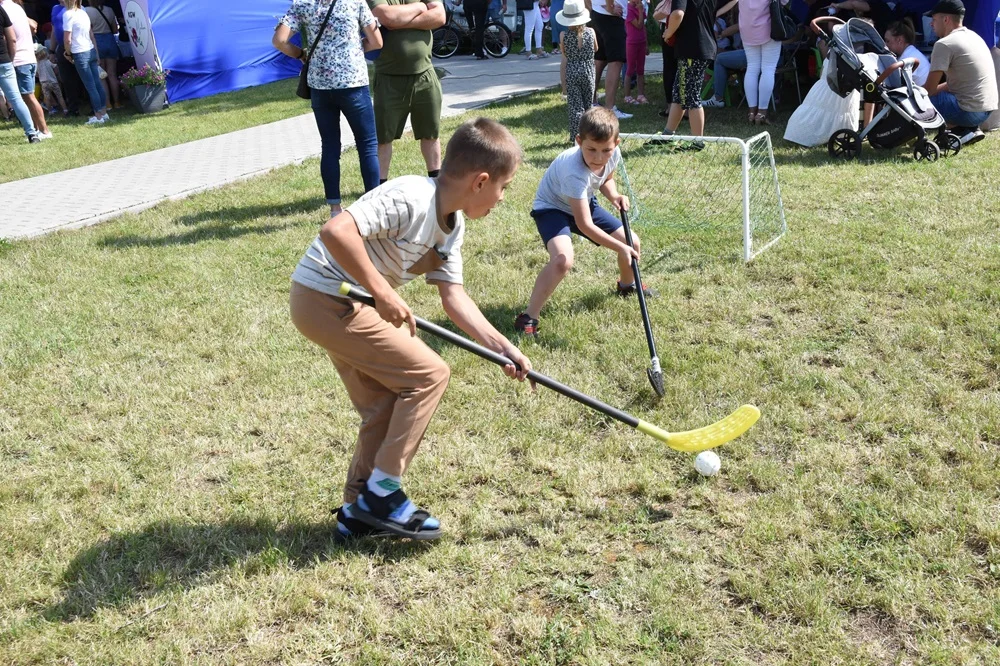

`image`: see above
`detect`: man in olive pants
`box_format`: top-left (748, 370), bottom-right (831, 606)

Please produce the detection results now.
top-left (368, 0), bottom-right (447, 181)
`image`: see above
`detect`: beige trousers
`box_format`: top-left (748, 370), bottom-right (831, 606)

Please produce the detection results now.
top-left (289, 282), bottom-right (450, 503)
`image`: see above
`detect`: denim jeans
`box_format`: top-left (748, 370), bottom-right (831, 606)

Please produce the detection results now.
top-left (72, 48), bottom-right (107, 114)
top-left (311, 86), bottom-right (380, 205)
top-left (549, 0), bottom-right (566, 47)
top-left (488, 0), bottom-right (503, 23)
top-left (929, 91), bottom-right (992, 128)
top-left (713, 49), bottom-right (747, 100)
top-left (0, 62), bottom-right (37, 139)
top-left (14, 63), bottom-right (36, 94)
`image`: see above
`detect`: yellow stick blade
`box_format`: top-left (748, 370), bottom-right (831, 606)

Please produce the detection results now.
top-left (637, 405), bottom-right (761, 453)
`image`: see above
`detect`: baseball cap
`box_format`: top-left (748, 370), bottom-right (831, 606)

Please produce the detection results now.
top-left (925, 0), bottom-right (965, 17)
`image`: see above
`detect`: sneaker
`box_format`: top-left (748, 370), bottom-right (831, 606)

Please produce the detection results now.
top-left (958, 128), bottom-right (985, 146)
top-left (616, 281), bottom-right (658, 298)
top-left (28, 134), bottom-right (41, 144)
top-left (527, 54), bottom-right (539, 60)
top-left (38, 131), bottom-right (53, 140)
top-left (702, 97), bottom-right (725, 108)
top-left (86, 115), bottom-right (105, 125)
top-left (646, 129), bottom-right (677, 145)
top-left (612, 106), bottom-right (633, 120)
top-left (514, 312), bottom-right (540, 336)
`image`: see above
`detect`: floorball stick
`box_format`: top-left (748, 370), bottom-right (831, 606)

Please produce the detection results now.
top-left (619, 207), bottom-right (665, 398)
top-left (338, 283), bottom-right (760, 453)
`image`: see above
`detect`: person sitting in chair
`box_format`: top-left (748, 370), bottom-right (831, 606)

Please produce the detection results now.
top-left (922, 0), bottom-right (998, 145)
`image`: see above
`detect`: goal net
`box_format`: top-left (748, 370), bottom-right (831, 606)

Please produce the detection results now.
top-left (609, 132), bottom-right (787, 264)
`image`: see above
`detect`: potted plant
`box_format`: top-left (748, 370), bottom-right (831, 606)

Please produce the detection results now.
top-left (120, 64), bottom-right (169, 114)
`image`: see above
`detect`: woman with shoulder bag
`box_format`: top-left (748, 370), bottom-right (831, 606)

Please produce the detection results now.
top-left (274, 0), bottom-right (383, 218)
top-left (84, 0), bottom-right (120, 109)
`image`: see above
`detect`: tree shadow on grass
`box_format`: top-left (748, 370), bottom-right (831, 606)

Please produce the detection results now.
top-left (98, 222), bottom-right (294, 249)
top-left (174, 199), bottom-right (323, 227)
top-left (45, 517), bottom-right (426, 621)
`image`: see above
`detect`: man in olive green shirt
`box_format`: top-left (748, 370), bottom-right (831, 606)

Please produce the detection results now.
top-left (368, 0), bottom-right (447, 181)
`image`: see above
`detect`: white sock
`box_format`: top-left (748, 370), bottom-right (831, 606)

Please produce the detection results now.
top-left (367, 468), bottom-right (402, 497)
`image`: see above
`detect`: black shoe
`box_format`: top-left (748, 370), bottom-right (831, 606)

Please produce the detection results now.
top-left (658, 108), bottom-right (669, 118)
top-left (616, 281), bottom-right (658, 298)
top-left (957, 127), bottom-right (985, 146)
top-left (28, 135), bottom-right (40, 144)
top-left (352, 487), bottom-right (442, 540)
top-left (513, 312), bottom-right (539, 336)
top-left (475, 54), bottom-right (489, 60)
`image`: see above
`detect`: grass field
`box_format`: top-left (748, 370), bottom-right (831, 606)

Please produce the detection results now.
top-left (2, 85), bottom-right (999, 664)
top-left (0, 78), bottom-right (307, 183)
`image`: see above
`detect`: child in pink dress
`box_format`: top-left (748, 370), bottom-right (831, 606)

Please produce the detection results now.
top-left (622, 0), bottom-right (648, 104)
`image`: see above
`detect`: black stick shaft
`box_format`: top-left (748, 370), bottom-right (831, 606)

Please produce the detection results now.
top-left (619, 208), bottom-right (659, 359)
top-left (339, 284), bottom-right (640, 428)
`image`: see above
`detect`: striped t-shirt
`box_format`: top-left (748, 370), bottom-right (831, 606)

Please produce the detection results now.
top-left (291, 176), bottom-right (465, 296)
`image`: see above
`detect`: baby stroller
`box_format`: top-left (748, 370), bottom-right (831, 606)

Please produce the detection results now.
top-left (811, 17), bottom-right (960, 162)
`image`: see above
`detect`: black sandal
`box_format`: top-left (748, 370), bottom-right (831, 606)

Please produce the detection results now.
top-left (351, 487), bottom-right (443, 541)
top-left (331, 505), bottom-right (392, 542)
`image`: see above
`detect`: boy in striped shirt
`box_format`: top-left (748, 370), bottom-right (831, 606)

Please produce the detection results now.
top-left (290, 117), bottom-right (532, 541)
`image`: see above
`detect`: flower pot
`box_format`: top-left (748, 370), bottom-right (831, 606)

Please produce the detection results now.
top-left (127, 84), bottom-right (167, 114)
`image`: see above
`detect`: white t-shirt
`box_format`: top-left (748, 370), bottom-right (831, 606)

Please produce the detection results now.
top-left (63, 8), bottom-right (95, 55)
top-left (901, 44), bottom-right (930, 86)
top-left (533, 145), bottom-right (621, 214)
top-left (292, 176), bottom-right (466, 296)
top-left (1, 0), bottom-right (36, 67)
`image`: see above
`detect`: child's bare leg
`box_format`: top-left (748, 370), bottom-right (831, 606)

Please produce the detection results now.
top-left (610, 226), bottom-right (640, 284)
top-left (637, 75), bottom-right (645, 98)
top-left (526, 235), bottom-right (575, 319)
top-left (623, 66), bottom-right (633, 98)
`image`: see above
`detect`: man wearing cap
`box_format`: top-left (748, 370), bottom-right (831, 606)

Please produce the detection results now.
top-left (923, 0), bottom-right (998, 145)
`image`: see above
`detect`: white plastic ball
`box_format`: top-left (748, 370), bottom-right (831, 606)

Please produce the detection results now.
top-left (694, 450), bottom-right (721, 477)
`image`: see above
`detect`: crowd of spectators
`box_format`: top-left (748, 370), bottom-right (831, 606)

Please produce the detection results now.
top-left (0, 0), bottom-right (131, 142)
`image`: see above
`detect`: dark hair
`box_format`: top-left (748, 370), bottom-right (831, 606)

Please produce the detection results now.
top-left (578, 106), bottom-right (619, 143)
top-left (886, 17), bottom-right (915, 44)
top-left (441, 117), bottom-right (522, 179)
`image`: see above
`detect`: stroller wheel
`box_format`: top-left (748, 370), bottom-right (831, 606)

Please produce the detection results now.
top-left (913, 139), bottom-right (940, 163)
top-left (937, 131), bottom-right (962, 158)
top-left (828, 129), bottom-right (862, 161)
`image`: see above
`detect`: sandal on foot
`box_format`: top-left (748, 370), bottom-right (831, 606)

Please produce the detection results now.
top-left (352, 487), bottom-right (442, 540)
top-left (624, 96), bottom-right (637, 104)
top-left (637, 95), bottom-right (649, 104)
top-left (332, 504), bottom-right (392, 543)
top-left (754, 112), bottom-right (769, 125)
top-left (748, 111), bottom-right (757, 124)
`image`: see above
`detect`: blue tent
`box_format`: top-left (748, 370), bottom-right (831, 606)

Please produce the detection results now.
top-left (147, 1), bottom-right (300, 103)
top-left (151, 0), bottom-right (998, 103)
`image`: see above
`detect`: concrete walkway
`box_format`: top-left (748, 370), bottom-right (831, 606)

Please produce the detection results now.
top-left (1, 54), bottom-right (661, 240)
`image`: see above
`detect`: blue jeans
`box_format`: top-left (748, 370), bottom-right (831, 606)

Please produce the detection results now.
top-left (488, 0), bottom-right (503, 23)
top-left (311, 86), bottom-right (380, 205)
top-left (14, 63), bottom-right (36, 94)
top-left (72, 48), bottom-right (107, 114)
top-left (0, 62), bottom-right (37, 139)
top-left (929, 91), bottom-right (992, 128)
top-left (713, 49), bottom-right (746, 100)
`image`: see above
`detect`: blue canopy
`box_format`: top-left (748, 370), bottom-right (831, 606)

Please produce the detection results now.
top-left (147, 0), bottom-right (300, 103)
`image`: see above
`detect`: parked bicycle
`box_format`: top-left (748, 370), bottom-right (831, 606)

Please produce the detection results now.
top-left (432, 7), bottom-right (513, 58)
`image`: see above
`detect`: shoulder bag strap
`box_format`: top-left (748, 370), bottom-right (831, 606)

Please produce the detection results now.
top-left (304, 0), bottom-right (340, 64)
top-left (100, 7), bottom-right (116, 33)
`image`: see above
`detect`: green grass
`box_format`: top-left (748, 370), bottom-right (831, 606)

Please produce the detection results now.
top-left (0, 78), bottom-right (309, 183)
top-left (2, 83), bottom-right (999, 664)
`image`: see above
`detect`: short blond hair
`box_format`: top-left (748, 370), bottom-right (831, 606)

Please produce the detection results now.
top-left (441, 117), bottom-right (522, 179)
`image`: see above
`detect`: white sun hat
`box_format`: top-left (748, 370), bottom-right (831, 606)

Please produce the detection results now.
top-left (557, 0), bottom-right (591, 27)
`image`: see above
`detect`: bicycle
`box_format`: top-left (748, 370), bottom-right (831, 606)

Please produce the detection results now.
top-left (432, 7), bottom-right (513, 59)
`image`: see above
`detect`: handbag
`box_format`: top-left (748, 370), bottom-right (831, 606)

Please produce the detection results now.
top-left (769, 0), bottom-right (797, 42)
top-left (297, 0), bottom-right (340, 100)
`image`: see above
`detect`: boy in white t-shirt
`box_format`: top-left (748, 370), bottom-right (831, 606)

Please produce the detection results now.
top-left (515, 106), bottom-right (653, 337)
top-left (289, 117), bottom-right (533, 542)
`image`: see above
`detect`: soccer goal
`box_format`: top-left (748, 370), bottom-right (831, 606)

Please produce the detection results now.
top-left (610, 132), bottom-right (787, 263)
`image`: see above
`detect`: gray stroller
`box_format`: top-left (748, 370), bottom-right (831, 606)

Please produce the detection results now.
top-left (811, 17), bottom-right (960, 162)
